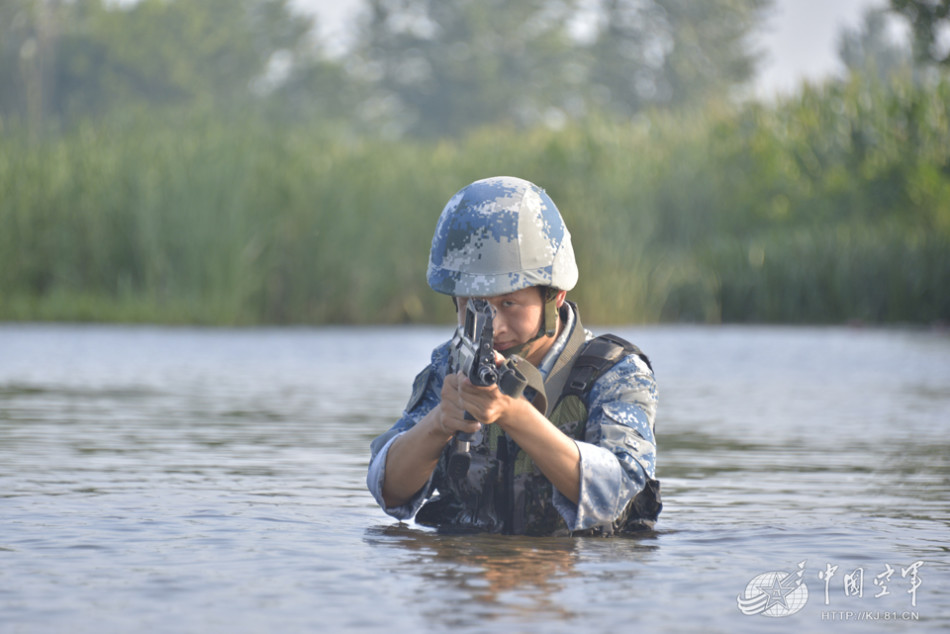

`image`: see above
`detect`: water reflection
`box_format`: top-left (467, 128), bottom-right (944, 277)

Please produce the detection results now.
top-left (365, 525), bottom-right (579, 601)
top-left (362, 523), bottom-right (662, 628)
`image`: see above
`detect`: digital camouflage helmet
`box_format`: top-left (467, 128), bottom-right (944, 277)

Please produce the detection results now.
top-left (427, 176), bottom-right (578, 298)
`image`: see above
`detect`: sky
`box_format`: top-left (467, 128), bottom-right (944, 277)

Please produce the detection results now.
top-left (291, 0), bottom-right (898, 99)
top-left (751, 0), bottom-right (899, 96)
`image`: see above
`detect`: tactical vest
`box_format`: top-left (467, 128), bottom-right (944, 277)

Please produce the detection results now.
top-left (416, 312), bottom-right (661, 537)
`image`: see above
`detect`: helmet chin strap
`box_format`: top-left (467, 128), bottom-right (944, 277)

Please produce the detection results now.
top-left (501, 288), bottom-right (560, 360)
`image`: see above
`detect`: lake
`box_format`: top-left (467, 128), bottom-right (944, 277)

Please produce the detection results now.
top-left (1, 323), bottom-right (948, 633)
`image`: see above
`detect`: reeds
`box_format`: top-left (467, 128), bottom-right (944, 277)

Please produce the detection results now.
top-left (1, 75), bottom-right (948, 325)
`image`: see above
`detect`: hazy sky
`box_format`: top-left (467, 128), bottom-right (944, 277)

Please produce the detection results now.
top-left (752, 0), bottom-right (895, 96)
top-left (292, 0), bottom-right (895, 99)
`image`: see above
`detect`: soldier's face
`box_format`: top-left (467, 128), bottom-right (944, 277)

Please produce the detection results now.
top-left (456, 287), bottom-right (559, 365)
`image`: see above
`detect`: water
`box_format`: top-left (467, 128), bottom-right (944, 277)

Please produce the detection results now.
top-left (1, 323), bottom-right (948, 633)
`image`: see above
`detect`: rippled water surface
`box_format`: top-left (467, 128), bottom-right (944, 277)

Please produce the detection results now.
top-left (1, 324), bottom-right (948, 633)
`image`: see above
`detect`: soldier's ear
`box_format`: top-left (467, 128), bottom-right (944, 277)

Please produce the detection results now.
top-left (540, 287), bottom-right (567, 308)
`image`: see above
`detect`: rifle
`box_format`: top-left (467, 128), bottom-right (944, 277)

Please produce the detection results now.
top-left (448, 298), bottom-right (533, 478)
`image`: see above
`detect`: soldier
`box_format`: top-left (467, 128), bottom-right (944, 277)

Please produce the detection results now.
top-left (366, 176), bottom-right (661, 536)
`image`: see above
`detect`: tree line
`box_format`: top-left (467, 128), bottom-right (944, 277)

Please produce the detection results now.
top-left (0, 0), bottom-right (841, 138)
top-left (1, 0), bottom-right (948, 325)
top-left (4, 0), bottom-right (948, 139)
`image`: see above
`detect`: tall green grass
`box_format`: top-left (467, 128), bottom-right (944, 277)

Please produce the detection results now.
top-left (1, 75), bottom-right (948, 325)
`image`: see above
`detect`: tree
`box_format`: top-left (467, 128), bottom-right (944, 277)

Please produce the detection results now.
top-left (350, 0), bottom-right (583, 138)
top-left (61, 0), bottom-right (317, 117)
top-left (350, 0), bottom-right (772, 138)
top-left (891, 0), bottom-right (950, 65)
top-left (583, 0), bottom-right (772, 115)
top-left (0, 0), bottom-right (335, 130)
top-left (0, 0), bottom-right (59, 134)
top-left (838, 6), bottom-right (912, 81)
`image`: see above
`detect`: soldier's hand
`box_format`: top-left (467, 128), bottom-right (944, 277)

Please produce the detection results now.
top-left (457, 374), bottom-right (512, 425)
top-left (438, 372), bottom-right (482, 435)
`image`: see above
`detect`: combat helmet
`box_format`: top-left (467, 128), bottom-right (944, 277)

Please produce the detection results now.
top-left (427, 176), bottom-right (577, 297)
top-left (427, 176), bottom-right (578, 338)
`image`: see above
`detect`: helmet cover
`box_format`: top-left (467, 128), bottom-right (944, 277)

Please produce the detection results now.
top-left (427, 176), bottom-right (578, 297)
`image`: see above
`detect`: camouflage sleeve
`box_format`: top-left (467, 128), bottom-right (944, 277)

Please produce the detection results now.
top-left (366, 342), bottom-right (451, 520)
top-left (552, 353), bottom-right (658, 532)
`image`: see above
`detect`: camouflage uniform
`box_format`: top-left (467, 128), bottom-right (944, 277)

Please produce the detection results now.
top-left (366, 177), bottom-right (661, 536)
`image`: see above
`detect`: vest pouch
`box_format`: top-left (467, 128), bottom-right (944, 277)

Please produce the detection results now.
top-left (430, 431), bottom-right (506, 533)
